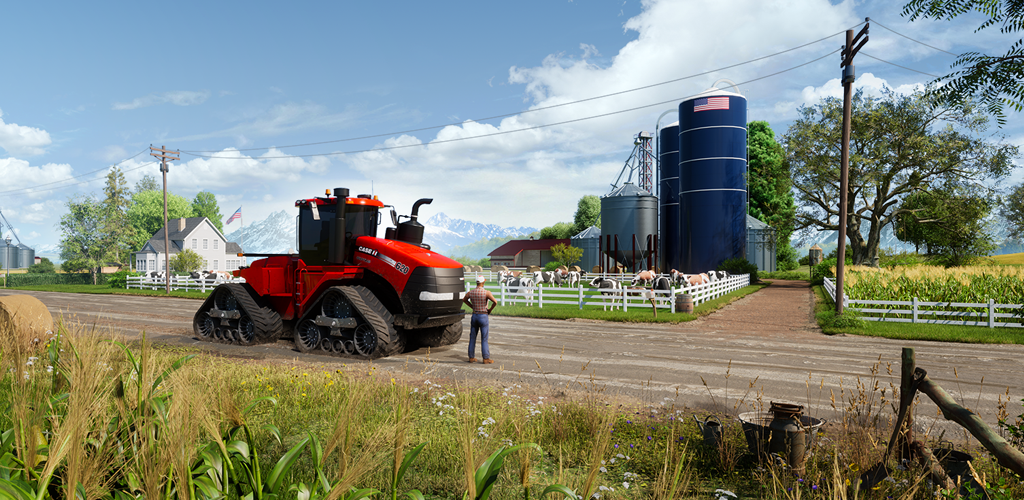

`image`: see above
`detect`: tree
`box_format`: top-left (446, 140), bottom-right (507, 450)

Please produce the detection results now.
top-left (786, 88), bottom-right (1016, 265)
top-left (895, 186), bottom-right (996, 267)
top-left (902, 0), bottom-right (1024, 125)
top-left (127, 190), bottom-right (194, 251)
top-left (102, 165), bottom-right (135, 266)
top-left (539, 222), bottom-right (575, 240)
top-left (572, 195), bottom-right (601, 235)
top-left (169, 248), bottom-right (204, 273)
top-left (747, 121), bottom-right (797, 268)
top-left (27, 257), bottom-right (55, 274)
top-left (1001, 182), bottom-right (1024, 241)
top-left (134, 174), bottom-right (159, 194)
top-left (192, 191), bottom-right (224, 233)
top-left (549, 243), bottom-right (583, 267)
top-left (59, 196), bottom-right (107, 284)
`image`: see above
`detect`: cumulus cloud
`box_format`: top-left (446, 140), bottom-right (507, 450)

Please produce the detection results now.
top-left (0, 158), bottom-right (74, 199)
top-left (0, 108), bottom-right (52, 157)
top-left (768, 73), bottom-right (926, 118)
top-left (112, 90), bottom-right (211, 110)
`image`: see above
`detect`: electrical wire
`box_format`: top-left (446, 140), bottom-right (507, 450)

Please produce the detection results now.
top-left (0, 160), bottom-right (159, 197)
top-left (870, 18), bottom-right (959, 56)
top-left (180, 24), bottom-right (862, 154)
top-left (860, 52), bottom-right (941, 78)
top-left (184, 48), bottom-right (842, 161)
top-left (0, 149), bottom-right (149, 196)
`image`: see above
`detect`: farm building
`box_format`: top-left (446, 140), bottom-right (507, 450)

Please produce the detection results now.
top-left (488, 238), bottom-right (569, 267)
top-left (134, 217), bottom-right (243, 272)
top-left (570, 226), bottom-right (601, 272)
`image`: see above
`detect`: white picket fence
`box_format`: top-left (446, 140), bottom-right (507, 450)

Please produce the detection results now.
top-left (465, 273), bottom-right (750, 311)
top-left (127, 275), bottom-right (245, 293)
top-left (823, 277), bottom-right (1024, 328)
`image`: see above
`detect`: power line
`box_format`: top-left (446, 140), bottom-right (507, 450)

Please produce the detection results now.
top-left (184, 48), bottom-right (842, 161)
top-left (0, 149), bottom-right (149, 196)
top-left (860, 52), bottom-right (941, 78)
top-left (180, 24), bottom-right (862, 154)
top-left (870, 18), bottom-right (959, 56)
top-left (0, 160), bottom-right (158, 197)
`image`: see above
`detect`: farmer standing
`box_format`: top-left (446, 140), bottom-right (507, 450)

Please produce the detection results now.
top-left (463, 274), bottom-right (497, 364)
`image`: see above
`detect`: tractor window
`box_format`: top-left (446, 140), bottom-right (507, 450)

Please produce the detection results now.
top-left (345, 206), bottom-right (378, 239)
top-left (298, 203), bottom-right (336, 265)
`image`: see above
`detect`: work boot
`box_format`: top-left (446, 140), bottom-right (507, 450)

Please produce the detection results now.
top-left (468, 358), bottom-right (477, 363)
top-left (483, 359), bottom-right (494, 364)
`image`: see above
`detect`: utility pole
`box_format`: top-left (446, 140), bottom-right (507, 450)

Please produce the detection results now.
top-left (150, 145), bottom-right (180, 294)
top-left (835, 19), bottom-right (868, 315)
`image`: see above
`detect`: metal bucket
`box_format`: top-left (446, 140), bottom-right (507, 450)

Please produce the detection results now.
top-left (739, 412), bottom-right (825, 460)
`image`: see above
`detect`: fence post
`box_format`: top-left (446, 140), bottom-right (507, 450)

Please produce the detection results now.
top-left (539, 284), bottom-right (544, 309)
top-left (578, 283), bottom-right (583, 310)
top-left (622, 286), bottom-right (628, 312)
top-left (501, 283), bottom-right (505, 306)
top-left (989, 298), bottom-right (995, 329)
top-left (912, 297), bottom-right (918, 324)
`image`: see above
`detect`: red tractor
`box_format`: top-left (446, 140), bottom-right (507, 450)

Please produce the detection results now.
top-left (193, 187), bottom-right (466, 359)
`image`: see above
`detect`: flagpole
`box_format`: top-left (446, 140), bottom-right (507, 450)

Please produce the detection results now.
top-left (240, 207), bottom-right (244, 258)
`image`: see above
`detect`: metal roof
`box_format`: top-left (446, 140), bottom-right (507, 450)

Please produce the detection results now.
top-left (488, 238), bottom-right (570, 257)
top-left (571, 225), bottom-right (602, 239)
top-left (604, 182), bottom-right (652, 198)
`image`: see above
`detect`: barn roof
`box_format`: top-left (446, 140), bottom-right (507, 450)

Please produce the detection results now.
top-left (572, 226), bottom-right (601, 239)
top-left (488, 239), bottom-right (570, 257)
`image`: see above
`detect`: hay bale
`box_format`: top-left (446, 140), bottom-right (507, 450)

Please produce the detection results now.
top-left (463, 266), bottom-right (471, 272)
top-left (556, 265), bottom-right (568, 273)
top-left (570, 266), bottom-right (582, 273)
top-left (491, 265), bottom-right (508, 272)
top-left (471, 265), bottom-right (483, 272)
top-left (591, 265), bottom-right (603, 273)
top-left (526, 265), bottom-right (541, 273)
top-left (0, 295), bottom-right (54, 352)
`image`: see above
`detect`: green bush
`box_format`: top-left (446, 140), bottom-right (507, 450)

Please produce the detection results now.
top-left (27, 257), bottom-right (55, 273)
top-left (543, 261), bottom-right (565, 272)
top-left (778, 258), bottom-right (799, 271)
top-left (8, 273), bottom-right (109, 286)
top-left (760, 270), bottom-right (808, 280)
top-left (811, 254), bottom-right (853, 283)
top-left (717, 257), bottom-right (758, 283)
top-left (776, 243), bottom-right (799, 271)
top-left (817, 308), bottom-right (867, 330)
top-left (880, 251), bottom-right (923, 268)
top-left (798, 254), bottom-right (811, 266)
top-left (106, 270), bottom-right (141, 289)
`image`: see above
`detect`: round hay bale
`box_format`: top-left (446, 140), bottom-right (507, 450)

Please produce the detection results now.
top-left (556, 265), bottom-right (568, 273)
top-left (591, 265), bottom-right (603, 273)
top-left (471, 265), bottom-right (483, 272)
top-left (570, 266), bottom-right (582, 273)
top-left (491, 265), bottom-right (508, 272)
top-left (0, 295), bottom-right (54, 352)
top-left (463, 266), bottom-right (471, 272)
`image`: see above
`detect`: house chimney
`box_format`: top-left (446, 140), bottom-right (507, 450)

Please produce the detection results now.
top-left (178, 218), bottom-right (186, 231)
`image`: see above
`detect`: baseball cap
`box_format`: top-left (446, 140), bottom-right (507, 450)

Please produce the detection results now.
top-left (476, 275), bottom-right (486, 283)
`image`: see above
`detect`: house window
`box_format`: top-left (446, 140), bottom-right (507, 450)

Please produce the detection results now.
top-left (213, 260), bottom-right (219, 270)
top-left (214, 240), bottom-right (218, 250)
top-left (139, 260), bottom-right (146, 271)
top-left (161, 260), bottom-right (166, 271)
top-left (203, 260), bottom-right (209, 270)
top-left (149, 260), bottom-right (155, 270)
top-left (203, 239), bottom-right (208, 250)
top-left (192, 239), bottom-right (197, 249)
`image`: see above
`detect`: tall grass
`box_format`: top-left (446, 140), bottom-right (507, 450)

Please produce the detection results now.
top-left (0, 317), bottom-right (1022, 499)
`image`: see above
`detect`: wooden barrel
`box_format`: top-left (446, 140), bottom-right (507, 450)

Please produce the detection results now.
top-left (675, 293), bottom-right (694, 314)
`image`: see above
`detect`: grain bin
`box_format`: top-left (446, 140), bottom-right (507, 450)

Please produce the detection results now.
top-left (17, 244), bottom-right (33, 269)
top-left (678, 88), bottom-right (747, 272)
top-left (746, 215), bottom-right (776, 272)
top-left (571, 225), bottom-right (602, 272)
top-left (601, 183), bottom-right (658, 271)
top-left (659, 122), bottom-right (681, 272)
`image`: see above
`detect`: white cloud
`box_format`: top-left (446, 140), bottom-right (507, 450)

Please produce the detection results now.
top-left (170, 102), bottom-right (368, 143)
top-left (99, 145), bottom-right (128, 162)
top-left (0, 108), bottom-right (52, 157)
top-left (0, 158), bottom-right (74, 199)
top-left (112, 90), bottom-right (211, 110)
top-left (768, 73), bottom-right (926, 119)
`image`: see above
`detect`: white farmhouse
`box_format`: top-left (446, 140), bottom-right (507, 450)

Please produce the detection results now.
top-left (134, 217), bottom-right (244, 273)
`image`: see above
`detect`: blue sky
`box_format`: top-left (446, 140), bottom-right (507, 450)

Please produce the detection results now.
top-left (1, 0), bottom-right (1021, 254)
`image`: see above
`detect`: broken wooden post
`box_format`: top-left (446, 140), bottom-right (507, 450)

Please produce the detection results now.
top-left (915, 367), bottom-right (1024, 477)
top-left (897, 347), bottom-right (916, 461)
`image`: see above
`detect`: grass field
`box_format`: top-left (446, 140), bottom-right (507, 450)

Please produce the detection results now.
top-left (991, 252), bottom-right (1024, 265)
top-left (7, 283), bottom-right (210, 300)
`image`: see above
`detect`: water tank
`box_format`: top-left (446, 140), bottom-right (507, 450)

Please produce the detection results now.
top-left (17, 245), bottom-right (34, 269)
top-left (678, 89), bottom-right (747, 273)
top-left (600, 183), bottom-right (658, 270)
top-left (659, 122), bottom-right (681, 272)
top-left (571, 225), bottom-right (602, 272)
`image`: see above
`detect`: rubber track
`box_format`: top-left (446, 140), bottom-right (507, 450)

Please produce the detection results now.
top-left (418, 321), bottom-right (463, 348)
top-left (193, 284), bottom-right (282, 345)
top-left (338, 285), bottom-right (405, 358)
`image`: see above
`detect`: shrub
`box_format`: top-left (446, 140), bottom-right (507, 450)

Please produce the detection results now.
top-left (27, 257), bottom-right (55, 273)
top-left (798, 255), bottom-right (811, 266)
top-left (776, 243), bottom-right (799, 271)
top-left (880, 251), bottom-right (923, 268)
top-left (817, 308), bottom-right (867, 330)
top-left (107, 270), bottom-right (140, 289)
top-left (543, 261), bottom-right (565, 272)
top-left (7, 273), bottom-right (109, 286)
top-left (778, 258), bottom-right (799, 272)
top-left (169, 249), bottom-right (204, 273)
top-left (811, 255), bottom-right (852, 283)
top-left (717, 257), bottom-right (757, 283)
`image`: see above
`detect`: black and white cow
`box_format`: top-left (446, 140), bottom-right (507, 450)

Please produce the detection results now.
top-left (589, 276), bottom-right (622, 311)
top-left (506, 277), bottom-right (536, 306)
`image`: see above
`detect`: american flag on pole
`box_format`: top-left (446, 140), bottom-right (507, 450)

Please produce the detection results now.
top-left (693, 97), bottom-right (730, 112)
top-left (226, 207), bottom-right (242, 225)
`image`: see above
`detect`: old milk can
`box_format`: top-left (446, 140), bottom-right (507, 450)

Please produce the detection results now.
top-left (768, 402), bottom-right (806, 469)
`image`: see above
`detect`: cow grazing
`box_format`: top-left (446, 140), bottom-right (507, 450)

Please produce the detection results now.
top-left (533, 271), bottom-right (563, 287)
top-left (589, 277), bottom-right (622, 311)
top-left (566, 271), bottom-right (581, 288)
top-left (507, 277), bottom-right (535, 306)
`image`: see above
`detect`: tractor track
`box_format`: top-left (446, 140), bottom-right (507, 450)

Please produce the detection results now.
top-left (3, 286), bottom-right (1022, 429)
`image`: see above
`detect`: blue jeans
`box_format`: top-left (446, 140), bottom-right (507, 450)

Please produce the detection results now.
top-left (469, 313), bottom-right (490, 360)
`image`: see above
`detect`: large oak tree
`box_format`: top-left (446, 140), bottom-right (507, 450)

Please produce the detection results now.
top-left (786, 89), bottom-right (1017, 265)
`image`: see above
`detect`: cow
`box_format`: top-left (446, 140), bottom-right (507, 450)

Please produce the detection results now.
top-left (506, 277), bottom-right (535, 306)
top-left (631, 269), bottom-right (656, 287)
top-left (589, 276), bottom-right (622, 311)
top-left (533, 271), bottom-right (563, 287)
top-left (707, 270), bottom-right (719, 283)
top-left (566, 271), bottom-right (581, 288)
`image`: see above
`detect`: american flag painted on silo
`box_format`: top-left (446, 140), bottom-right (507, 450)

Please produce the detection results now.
top-left (693, 97), bottom-right (729, 112)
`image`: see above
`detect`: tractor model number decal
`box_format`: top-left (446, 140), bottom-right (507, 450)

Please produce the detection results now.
top-left (357, 246), bottom-right (408, 274)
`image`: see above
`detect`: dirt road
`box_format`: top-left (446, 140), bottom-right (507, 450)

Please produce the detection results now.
top-left (3, 284), bottom-right (1021, 427)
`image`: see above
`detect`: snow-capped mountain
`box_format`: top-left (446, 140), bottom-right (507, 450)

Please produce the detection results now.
top-left (422, 213), bottom-right (537, 254)
top-left (225, 210), bottom-right (296, 255)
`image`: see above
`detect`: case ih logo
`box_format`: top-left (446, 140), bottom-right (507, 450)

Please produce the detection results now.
top-left (357, 246), bottom-right (408, 274)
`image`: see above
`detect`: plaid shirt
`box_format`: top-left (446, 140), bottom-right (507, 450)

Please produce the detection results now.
top-left (467, 287), bottom-right (490, 314)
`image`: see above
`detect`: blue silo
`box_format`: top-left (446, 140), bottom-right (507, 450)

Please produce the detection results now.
top-left (677, 89), bottom-right (747, 273)
top-left (659, 122), bottom-right (681, 272)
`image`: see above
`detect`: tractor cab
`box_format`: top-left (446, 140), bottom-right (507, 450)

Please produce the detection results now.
top-left (296, 187), bottom-right (384, 266)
